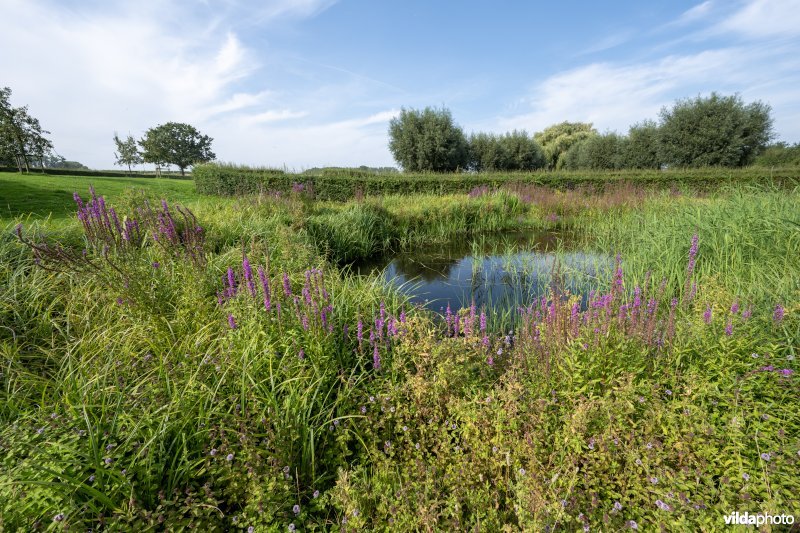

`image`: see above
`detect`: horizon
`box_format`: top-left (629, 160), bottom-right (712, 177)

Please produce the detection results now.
top-left (2, 0), bottom-right (799, 170)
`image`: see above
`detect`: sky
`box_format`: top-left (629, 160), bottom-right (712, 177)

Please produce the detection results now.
top-left (2, 0), bottom-right (800, 170)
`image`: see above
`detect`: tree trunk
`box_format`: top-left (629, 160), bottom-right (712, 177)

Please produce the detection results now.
top-left (180, 166), bottom-right (185, 176)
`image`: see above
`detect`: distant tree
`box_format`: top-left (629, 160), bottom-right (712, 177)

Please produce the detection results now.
top-left (621, 120), bottom-right (661, 169)
top-left (534, 122), bottom-right (597, 170)
top-left (562, 133), bottom-right (626, 170)
top-left (658, 93), bottom-right (773, 167)
top-left (753, 142), bottom-right (800, 167)
top-left (44, 155), bottom-right (89, 170)
top-left (113, 132), bottom-right (143, 174)
top-left (469, 130), bottom-right (544, 171)
top-left (388, 107), bottom-right (469, 172)
top-left (0, 87), bottom-right (54, 172)
top-left (468, 132), bottom-right (505, 172)
top-left (139, 122), bottom-right (215, 176)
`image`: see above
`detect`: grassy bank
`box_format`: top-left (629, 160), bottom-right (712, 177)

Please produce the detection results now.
top-left (1, 178), bottom-right (798, 530)
top-left (0, 172), bottom-right (200, 220)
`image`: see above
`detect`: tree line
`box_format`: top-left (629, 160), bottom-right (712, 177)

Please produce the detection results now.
top-left (388, 93), bottom-right (776, 172)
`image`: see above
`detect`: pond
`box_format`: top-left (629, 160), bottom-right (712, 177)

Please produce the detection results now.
top-left (353, 230), bottom-right (611, 314)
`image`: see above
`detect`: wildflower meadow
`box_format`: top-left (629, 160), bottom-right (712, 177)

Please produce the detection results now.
top-left (1, 172), bottom-right (798, 530)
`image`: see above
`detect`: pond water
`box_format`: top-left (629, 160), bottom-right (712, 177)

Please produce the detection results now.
top-left (353, 230), bottom-right (611, 314)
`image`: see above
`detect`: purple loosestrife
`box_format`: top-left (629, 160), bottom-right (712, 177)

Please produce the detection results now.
top-left (725, 322), bottom-right (733, 336)
top-left (242, 255), bottom-right (255, 296)
top-left (687, 233), bottom-right (699, 274)
top-left (774, 304), bottom-right (785, 323)
top-left (703, 305), bottom-right (712, 325)
top-left (373, 344), bottom-right (381, 371)
top-left (571, 302), bottom-right (580, 336)
top-left (356, 319), bottom-right (364, 350)
top-left (730, 300), bottom-right (740, 314)
top-left (228, 314), bottom-right (237, 329)
top-left (282, 272), bottom-right (291, 297)
top-left (258, 266), bottom-right (271, 311)
top-left (226, 267), bottom-right (237, 298)
top-left (742, 306), bottom-right (752, 319)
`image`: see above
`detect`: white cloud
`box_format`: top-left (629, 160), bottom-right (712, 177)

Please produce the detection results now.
top-left (677, 1), bottom-right (715, 24)
top-left (213, 109), bottom-right (399, 169)
top-left (716, 0), bottom-right (800, 38)
top-left (0, 0), bottom-right (352, 168)
top-left (497, 50), bottom-right (748, 134)
top-left (242, 109), bottom-right (309, 124)
top-left (252, 0), bottom-right (339, 22)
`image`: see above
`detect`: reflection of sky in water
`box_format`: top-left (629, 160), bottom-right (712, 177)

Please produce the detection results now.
top-left (356, 231), bottom-right (610, 313)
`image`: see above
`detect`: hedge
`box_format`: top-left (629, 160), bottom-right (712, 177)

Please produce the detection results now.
top-left (194, 164), bottom-right (800, 201)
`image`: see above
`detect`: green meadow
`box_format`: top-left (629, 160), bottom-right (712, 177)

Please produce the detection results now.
top-left (1, 170), bottom-right (798, 530)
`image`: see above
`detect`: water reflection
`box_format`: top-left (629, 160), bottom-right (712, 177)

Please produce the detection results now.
top-left (354, 230), bottom-right (610, 313)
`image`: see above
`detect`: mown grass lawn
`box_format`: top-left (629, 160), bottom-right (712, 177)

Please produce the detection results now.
top-left (0, 172), bottom-right (199, 220)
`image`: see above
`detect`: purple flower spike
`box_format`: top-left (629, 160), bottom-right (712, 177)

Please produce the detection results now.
top-left (773, 305), bottom-right (785, 323)
top-left (228, 314), bottom-right (237, 329)
top-left (243, 255), bottom-right (255, 296)
top-left (730, 300), bottom-right (740, 314)
top-left (725, 322), bottom-right (733, 336)
top-left (282, 272), bottom-right (291, 297)
top-left (703, 305), bottom-right (712, 325)
top-left (373, 344), bottom-right (381, 371)
top-left (687, 233), bottom-right (699, 274)
top-left (779, 368), bottom-right (794, 377)
top-left (258, 266), bottom-right (271, 311)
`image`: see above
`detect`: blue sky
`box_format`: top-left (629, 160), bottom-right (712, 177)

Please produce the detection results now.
top-left (2, 0), bottom-right (799, 169)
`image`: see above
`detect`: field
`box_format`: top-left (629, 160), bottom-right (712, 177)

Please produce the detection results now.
top-left (1, 171), bottom-right (798, 530)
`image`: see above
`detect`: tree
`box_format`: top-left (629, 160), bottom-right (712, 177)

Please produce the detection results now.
top-left (658, 93), bottom-right (773, 167)
top-left (621, 120), bottom-right (661, 169)
top-left (469, 130), bottom-right (544, 171)
top-left (534, 122), bottom-right (597, 170)
top-left (113, 132), bottom-right (143, 174)
top-left (139, 122), bottom-right (215, 176)
top-left (0, 87), bottom-right (54, 172)
top-left (562, 133), bottom-right (626, 170)
top-left (754, 142), bottom-right (800, 168)
top-left (388, 107), bottom-right (469, 172)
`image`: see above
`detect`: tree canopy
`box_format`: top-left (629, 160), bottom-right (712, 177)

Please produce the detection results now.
top-left (113, 132), bottom-right (143, 174)
top-left (139, 122), bottom-right (215, 175)
top-left (388, 107), bottom-right (470, 172)
top-left (533, 122), bottom-right (597, 170)
top-left (0, 87), bottom-right (54, 172)
top-left (658, 93), bottom-right (773, 168)
top-left (469, 131), bottom-right (545, 171)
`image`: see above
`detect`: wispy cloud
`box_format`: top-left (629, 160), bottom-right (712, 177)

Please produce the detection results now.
top-left (242, 109), bottom-right (309, 124)
top-left (715, 0), bottom-right (800, 38)
top-left (676, 1), bottom-right (715, 25)
top-left (577, 31), bottom-right (635, 56)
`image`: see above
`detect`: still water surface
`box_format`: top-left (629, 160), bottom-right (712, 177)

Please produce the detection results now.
top-left (354, 230), bottom-right (610, 313)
